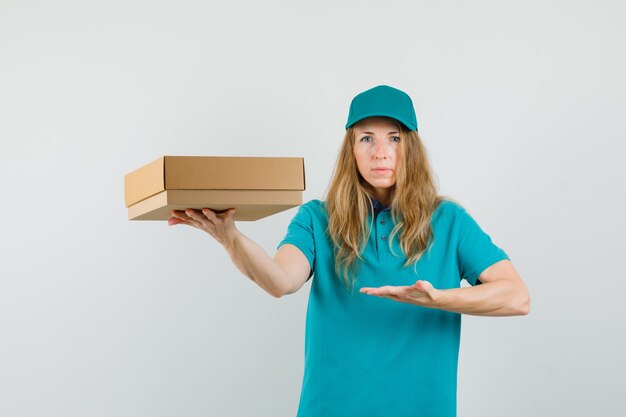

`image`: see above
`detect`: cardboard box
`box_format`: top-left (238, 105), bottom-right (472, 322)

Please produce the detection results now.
top-left (124, 156), bottom-right (305, 221)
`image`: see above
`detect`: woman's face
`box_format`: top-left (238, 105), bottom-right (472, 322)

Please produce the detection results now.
top-left (353, 116), bottom-right (401, 205)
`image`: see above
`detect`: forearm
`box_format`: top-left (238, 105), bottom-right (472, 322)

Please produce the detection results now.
top-left (223, 231), bottom-right (290, 298)
top-left (432, 280), bottom-right (530, 317)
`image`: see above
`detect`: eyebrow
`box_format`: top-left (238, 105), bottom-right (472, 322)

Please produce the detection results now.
top-left (358, 131), bottom-right (399, 135)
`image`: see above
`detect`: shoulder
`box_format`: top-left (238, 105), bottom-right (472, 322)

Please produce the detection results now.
top-left (432, 198), bottom-right (467, 222)
top-left (297, 199), bottom-right (326, 214)
top-left (301, 199), bottom-right (326, 211)
top-left (290, 199), bottom-right (328, 223)
top-left (431, 198), bottom-right (486, 233)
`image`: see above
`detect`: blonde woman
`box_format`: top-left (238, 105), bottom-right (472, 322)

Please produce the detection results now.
top-left (169, 85), bottom-right (530, 417)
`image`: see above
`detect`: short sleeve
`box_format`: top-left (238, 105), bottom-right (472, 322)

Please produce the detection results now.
top-left (277, 203), bottom-right (316, 279)
top-left (456, 207), bottom-right (510, 286)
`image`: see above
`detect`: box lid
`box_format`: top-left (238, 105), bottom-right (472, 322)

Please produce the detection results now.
top-left (124, 156), bottom-right (305, 207)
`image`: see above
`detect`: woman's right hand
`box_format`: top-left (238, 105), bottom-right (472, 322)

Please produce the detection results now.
top-left (168, 208), bottom-right (240, 249)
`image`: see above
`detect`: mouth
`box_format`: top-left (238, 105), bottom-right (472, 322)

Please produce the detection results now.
top-left (372, 168), bottom-right (392, 173)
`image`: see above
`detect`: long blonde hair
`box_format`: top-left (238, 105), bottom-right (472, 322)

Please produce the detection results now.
top-left (324, 119), bottom-right (454, 291)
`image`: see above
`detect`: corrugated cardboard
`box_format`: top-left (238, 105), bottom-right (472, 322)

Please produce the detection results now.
top-left (125, 156), bottom-right (305, 221)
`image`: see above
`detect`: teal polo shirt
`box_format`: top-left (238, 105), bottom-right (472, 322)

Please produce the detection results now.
top-left (278, 199), bottom-right (510, 417)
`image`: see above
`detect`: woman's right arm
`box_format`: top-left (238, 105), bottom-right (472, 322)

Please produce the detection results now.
top-left (169, 208), bottom-right (310, 298)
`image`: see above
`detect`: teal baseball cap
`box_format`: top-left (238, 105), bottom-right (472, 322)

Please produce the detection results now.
top-left (345, 85), bottom-right (418, 131)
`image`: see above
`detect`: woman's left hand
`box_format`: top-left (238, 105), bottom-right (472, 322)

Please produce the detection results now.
top-left (360, 280), bottom-right (441, 307)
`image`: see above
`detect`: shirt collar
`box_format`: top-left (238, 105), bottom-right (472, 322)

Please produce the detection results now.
top-left (371, 197), bottom-right (389, 213)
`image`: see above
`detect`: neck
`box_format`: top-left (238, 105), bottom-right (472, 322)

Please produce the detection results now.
top-left (370, 189), bottom-right (392, 207)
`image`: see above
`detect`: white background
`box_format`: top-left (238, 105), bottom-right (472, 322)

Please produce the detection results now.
top-left (1, 1), bottom-right (625, 416)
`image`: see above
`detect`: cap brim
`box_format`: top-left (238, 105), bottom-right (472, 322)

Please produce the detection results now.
top-left (345, 112), bottom-right (417, 131)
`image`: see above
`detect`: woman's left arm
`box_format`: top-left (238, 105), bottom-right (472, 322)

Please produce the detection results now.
top-left (434, 259), bottom-right (530, 316)
top-left (360, 260), bottom-right (530, 317)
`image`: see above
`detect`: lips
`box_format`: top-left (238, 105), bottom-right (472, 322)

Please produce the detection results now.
top-left (372, 168), bottom-right (391, 172)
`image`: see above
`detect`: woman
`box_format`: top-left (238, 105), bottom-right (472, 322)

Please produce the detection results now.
top-left (169, 85), bottom-right (530, 417)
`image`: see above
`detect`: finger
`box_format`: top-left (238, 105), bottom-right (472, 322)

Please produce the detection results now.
top-left (218, 208), bottom-right (236, 219)
top-left (171, 210), bottom-right (195, 222)
top-left (185, 210), bottom-right (211, 229)
top-left (185, 209), bottom-right (219, 231)
top-left (201, 208), bottom-right (218, 221)
top-left (413, 280), bottom-right (438, 301)
top-left (364, 286), bottom-right (396, 296)
top-left (170, 210), bottom-right (187, 219)
top-left (211, 208), bottom-right (236, 225)
top-left (361, 290), bottom-right (403, 302)
top-left (185, 209), bottom-right (205, 222)
top-left (412, 280), bottom-right (433, 292)
top-left (168, 217), bottom-right (193, 226)
top-left (375, 286), bottom-right (397, 295)
top-left (360, 286), bottom-right (385, 294)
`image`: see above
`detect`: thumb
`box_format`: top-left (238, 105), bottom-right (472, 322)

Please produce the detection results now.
top-left (412, 280), bottom-right (432, 291)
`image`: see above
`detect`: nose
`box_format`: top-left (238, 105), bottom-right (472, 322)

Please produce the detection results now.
top-left (373, 140), bottom-right (389, 159)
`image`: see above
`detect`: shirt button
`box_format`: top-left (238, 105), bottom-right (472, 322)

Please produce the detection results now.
top-left (381, 235), bottom-right (387, 241)
top-left (380, 219), bottom-right (386, 225)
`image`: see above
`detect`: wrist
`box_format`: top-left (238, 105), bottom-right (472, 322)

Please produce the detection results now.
top-left (222, 229), bottom-right (242, 252)
top-left (431, 288), bottom-right (451, 309)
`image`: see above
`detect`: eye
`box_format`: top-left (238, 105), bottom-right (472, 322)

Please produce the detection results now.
top-left (390, 136), bottom-right (401, 142)
top-left (360, 136), bottom-right (372, 143)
